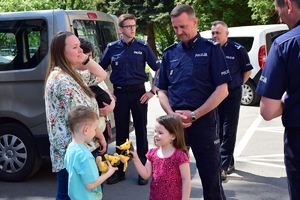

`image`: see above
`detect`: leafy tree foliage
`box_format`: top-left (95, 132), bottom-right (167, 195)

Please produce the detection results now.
top-left (248, 0), bottom-right (280, 24)
top-left (0, 0), bottom-right (100, 12)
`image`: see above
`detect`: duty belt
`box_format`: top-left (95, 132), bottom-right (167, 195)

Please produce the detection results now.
top-left (114, 83), bottom-right (145, 93)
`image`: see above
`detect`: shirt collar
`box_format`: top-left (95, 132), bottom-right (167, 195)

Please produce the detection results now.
top-left (121, 38), bottom-right (135, 46)
top-left (182, 32), bottom-right (201, 49)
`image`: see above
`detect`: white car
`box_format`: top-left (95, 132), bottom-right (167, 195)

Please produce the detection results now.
top-left (200, 24), bottom-right (288, 106)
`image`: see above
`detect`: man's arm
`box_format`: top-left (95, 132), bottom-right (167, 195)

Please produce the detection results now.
top-left (193, 83), bottom-right (228, 119)
top-left (243, 70), bottom-right (252, 83)
top-left (260, 96), bottom-right (283, 120)
top-left (157, 89), bottom-right (174, 115)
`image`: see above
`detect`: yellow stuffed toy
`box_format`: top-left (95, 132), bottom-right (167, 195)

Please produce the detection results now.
top-left (96, 139), bottom-right (134, 174)
top-left (96, 156), bottom-right (108, 174)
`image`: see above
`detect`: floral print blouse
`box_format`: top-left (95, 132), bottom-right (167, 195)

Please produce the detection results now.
top-left (45, 67), bottom-right (101, 173)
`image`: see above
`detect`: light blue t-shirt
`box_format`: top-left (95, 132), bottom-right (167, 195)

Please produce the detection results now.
top-left (64, 143), bottom-right (102, 200)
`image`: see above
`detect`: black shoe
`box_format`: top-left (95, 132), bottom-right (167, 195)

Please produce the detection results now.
top-left (107, 173), bottom-right (126, 184)
top-left (138, 176), bottom-right (148, 185)
top-left (227, 165), bottom-right (235, 174)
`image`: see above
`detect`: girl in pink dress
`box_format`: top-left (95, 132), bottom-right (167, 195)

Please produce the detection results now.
top-left (130, 114), bottom-right (191, 200)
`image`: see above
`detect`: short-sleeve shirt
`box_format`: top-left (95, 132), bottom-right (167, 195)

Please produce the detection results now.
top-left (156, 33), bottom-right (232, 110)
top-left (99, 38), bottom-right (160, 86)
top-left (146, 147), bottom-right (189, 200)
top-left (45, 68), bottom-right (101, 172)
top-left (222, 40), bottom-right (253, 88)
top-left (64, 143), bottom-right (102, 200)
top-left (256, 21), bottom-right (300, 128)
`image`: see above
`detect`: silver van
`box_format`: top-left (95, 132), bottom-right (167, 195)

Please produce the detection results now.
top-left (0, 10), bottom-right (123, 182)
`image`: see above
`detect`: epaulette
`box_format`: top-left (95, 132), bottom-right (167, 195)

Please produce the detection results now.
top-left (136, 40), bottom-right (147, 45)
top-left (163, 43), bottom-right (178, 52)
top-left (107, 40), bottom-right (119, 47)
top-left (205, 39), bottom-right (220, 46)
top-left (232, 41), bottom-right (243, 50)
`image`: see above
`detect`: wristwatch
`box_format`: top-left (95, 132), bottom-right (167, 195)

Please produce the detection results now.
top-left (191, 111), bottom-right (197, 122)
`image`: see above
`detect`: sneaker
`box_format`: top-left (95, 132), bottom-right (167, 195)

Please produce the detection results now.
top-left (227, 165), bottom-right (235, 174)
top-left (221, 170), bottom-right (227, 181)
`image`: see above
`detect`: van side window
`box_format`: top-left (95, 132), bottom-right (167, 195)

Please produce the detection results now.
top-left (73, 20), bottom-right (117, 63)
top-left (0, 19), bottom-right (48, 71)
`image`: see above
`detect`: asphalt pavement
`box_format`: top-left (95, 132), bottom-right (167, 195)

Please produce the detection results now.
top-left (0, 86), bottom-right (289, 200)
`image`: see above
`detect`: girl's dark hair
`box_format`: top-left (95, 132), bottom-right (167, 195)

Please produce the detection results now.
top-left (44, 31), bottom-right (94, 98)
top-left (156, 114), bottom-right (189, 157)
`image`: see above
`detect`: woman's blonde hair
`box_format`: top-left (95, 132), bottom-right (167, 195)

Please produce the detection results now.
top-left (44, 31), bottom-right (94, 98)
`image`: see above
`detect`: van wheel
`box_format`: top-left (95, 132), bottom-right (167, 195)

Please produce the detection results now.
top-left (241, 80), bottom-right (260, 106)
top-left (0, 123), bottom-right (42, 182)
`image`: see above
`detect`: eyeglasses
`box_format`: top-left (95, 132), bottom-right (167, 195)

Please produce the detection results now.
top-left (122, 25), bottom-right (138, 30)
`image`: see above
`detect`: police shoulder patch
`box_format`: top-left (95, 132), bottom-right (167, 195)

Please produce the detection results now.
top-left (163, 43), bottom-right (178, 52)
top-left (233, 41), bottom-right (243, 50)
top-left (136, 40), bottom-right (147, 45)
top-left (205, 39), bottom-right (220, 46)
top-left (108, 40), bottom-right (119, 47)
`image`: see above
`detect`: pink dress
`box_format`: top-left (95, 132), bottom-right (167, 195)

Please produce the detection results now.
top-left (146, 147), bottom-right (189, 200)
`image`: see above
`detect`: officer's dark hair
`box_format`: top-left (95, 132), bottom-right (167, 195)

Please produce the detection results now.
top-left (79, 38), bottom-right (94, 54)
top-left (68, 105), bottom-right (98, 134)
top-left (118, 14), bottom-right (136, 27)
top-left (211, 21), bottom-right (228, 29)
top-left (155, 114), bottom-right (189, 157)
top-left (170, 4), bottom-right (196, 18)
top-left (275, 0), bottom-right (300, 8)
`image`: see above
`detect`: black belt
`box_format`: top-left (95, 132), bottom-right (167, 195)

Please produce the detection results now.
top-left (114, 83), bottom-right (145, 93)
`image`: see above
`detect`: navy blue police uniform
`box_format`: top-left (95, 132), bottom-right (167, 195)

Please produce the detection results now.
top-left (100, 38), bottom-right (160, 178)
top-left (256, 21), bottom-right (300, 200)
top-left (219, 40), bottom-right (253, 172)
top-left (156, 33), bottom-right (231, 200)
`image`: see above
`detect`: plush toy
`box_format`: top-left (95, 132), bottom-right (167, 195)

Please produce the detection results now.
top-left (104, 153), bottom-right (121, 167)
top-left (116, 138), bottom-right (134, 158)
top-left (96, 139), bottom-right (134, 174)
top-left (96, 156), bottom-right (108, 174)
top-left (96, 153), bottom-right (121, 174)
top-left (119, 154), bottom-right (131, 172)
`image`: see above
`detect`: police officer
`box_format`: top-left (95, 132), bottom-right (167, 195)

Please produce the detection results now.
top-left (100, 13), bottom-right (160, 185)
top-left (155, 4), bottom-right (231, 200)
top-left (210, 21), bottom-right (253, 180)
top-left (256, 0), bottom-right (300, 199)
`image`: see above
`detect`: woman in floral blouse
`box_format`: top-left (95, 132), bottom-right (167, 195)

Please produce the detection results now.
top-left (44, 31), bottom-right (107, 200)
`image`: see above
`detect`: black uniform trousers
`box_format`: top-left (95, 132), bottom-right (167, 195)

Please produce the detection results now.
top-left (113, 85), bottom-right (148, 176)
top-left (218, 86), bottom-right (242, 170)
top-left (284, 128), bottom-right (300, 200)
top-left (185, 109), bottom-right (226, 200)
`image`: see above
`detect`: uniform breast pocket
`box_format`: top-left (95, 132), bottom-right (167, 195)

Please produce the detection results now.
top-left (111, 55), bottom-right (124, 70)
top-left (226, 58), bottom-right (239, 75)
top-left (192, 58), bottom-right (209, 80)
top-left (166, 60), bottom-right (181, 83)
top-left (132, 54), bottom-right (144, 68)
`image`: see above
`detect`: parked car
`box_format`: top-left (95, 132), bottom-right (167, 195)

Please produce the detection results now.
top-left (0, 10), bottom-right (133, 182)
top-left (200, 24), bottom-right (288, 106)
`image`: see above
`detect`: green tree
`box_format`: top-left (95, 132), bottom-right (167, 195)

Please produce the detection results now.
top-left (181, 0), bottom-right (253, 31)
top-left (0, 0), bottom-right (100, 12)
top-left (248, 0), bottom-right (279, 24)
